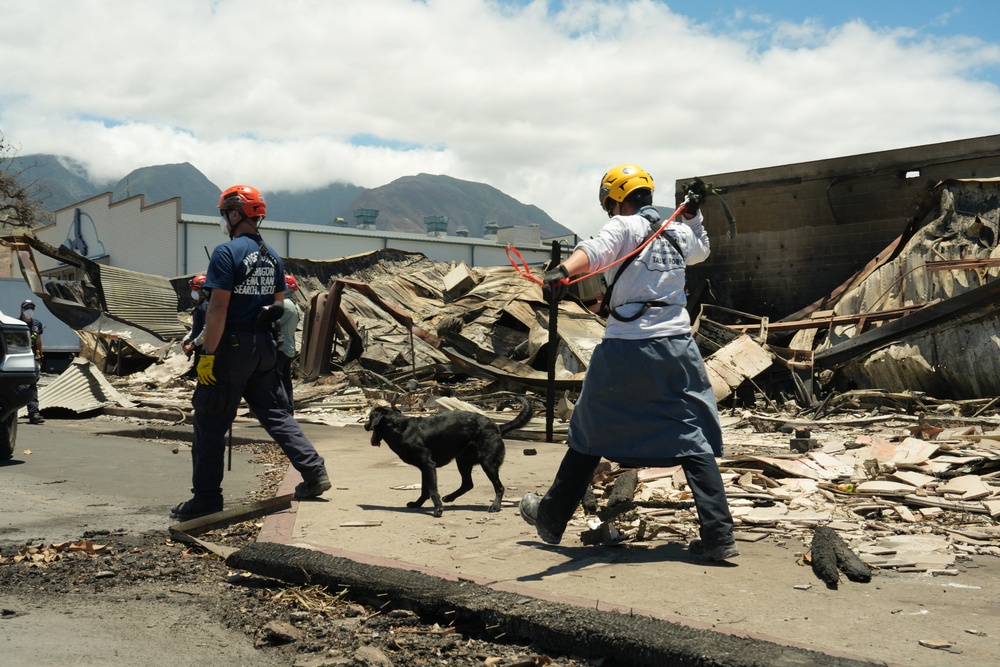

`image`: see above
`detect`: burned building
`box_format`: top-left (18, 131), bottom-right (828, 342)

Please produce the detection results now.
top-left (684, 134), bottom-right (1000, 319)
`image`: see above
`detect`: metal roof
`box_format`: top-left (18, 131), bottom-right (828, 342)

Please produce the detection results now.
top-left (98, 264), bottom-right (188, 339)
top-left (37, 358), bottom-right (136, 414)
top-left (180, 214), bottom-right (544, 248)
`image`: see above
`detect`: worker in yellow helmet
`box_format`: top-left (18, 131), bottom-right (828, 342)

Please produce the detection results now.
top-left (520, 165), bottom-right (738, 561)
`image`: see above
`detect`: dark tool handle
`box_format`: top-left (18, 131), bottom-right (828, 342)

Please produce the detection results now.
top-left (546, 241), bottom-right (561, 443)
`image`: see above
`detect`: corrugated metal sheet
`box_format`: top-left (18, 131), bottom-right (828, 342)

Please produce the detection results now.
top-left (98, 265), bottom-right (188, 339)
top-left (38, 358), bottom-right (137, 414)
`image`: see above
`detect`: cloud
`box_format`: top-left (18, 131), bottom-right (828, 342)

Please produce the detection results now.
top-left (2, 0), bottom-right (999, 239)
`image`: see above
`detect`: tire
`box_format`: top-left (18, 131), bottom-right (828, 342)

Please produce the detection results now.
top-left (0, 412), bottom-right (16, 460)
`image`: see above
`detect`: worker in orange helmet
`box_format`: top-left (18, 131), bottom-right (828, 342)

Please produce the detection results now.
top-left (182, 275), bottom-right (209, 358)
top-left (171, 185), bottom-right (330, 521)
top-left (277, 273), bottom-right (302, 412)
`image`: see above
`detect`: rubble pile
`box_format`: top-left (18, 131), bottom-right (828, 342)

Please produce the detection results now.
top-left (15, 179), bottom-right (1000, 587)
top-left (576, 410), bottom-right (1000, 576)
top-left (33, 345), bottom-right (1000, 582)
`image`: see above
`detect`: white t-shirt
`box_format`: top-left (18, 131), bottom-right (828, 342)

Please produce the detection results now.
top-left (577, 206), bottom-right (710, 340)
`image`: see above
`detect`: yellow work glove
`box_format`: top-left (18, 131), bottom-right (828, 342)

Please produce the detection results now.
top-left (197, 353), bottom-right (217, 385)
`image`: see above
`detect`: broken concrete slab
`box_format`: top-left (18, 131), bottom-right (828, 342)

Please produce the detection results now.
top-left (703, 334), bottom-right (774, 401)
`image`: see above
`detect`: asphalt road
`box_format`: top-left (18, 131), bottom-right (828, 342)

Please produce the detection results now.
top-left (0, 417), bottom-right (264, 544)
top-left (0, 417), bottom-right (288, 667)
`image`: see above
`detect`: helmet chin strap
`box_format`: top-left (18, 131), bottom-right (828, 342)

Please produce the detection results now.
top-left (220, 210), bottom-right (252, 239)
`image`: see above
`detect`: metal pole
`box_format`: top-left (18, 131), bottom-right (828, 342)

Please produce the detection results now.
top-left (545, 241), bottom-right (561, 443)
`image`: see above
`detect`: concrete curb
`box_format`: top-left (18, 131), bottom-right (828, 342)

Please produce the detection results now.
top-left (227, 541), bottom-right (885, 667)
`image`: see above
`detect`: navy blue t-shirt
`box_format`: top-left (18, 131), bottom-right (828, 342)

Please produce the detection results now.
top-left (189, 299), bottom-right (208, 340)
top-left (204, 234), bottom-right (285, 324)
top-left (24, 318), bottom-right (44, 354)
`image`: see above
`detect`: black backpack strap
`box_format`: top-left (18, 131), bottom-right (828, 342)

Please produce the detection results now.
top-left (608, 300), bottom-right (671, 321)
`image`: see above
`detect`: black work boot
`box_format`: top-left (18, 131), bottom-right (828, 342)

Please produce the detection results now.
top-left (170, 496), bottom-right (223, 521)
top-left (295, 472), bottom-right (332, 499)
top-left (688, 539), bottom-right (740, 561)
top-left (28, 413), bottom-right (45, 425)
top-left (519, 492), bottom-right (562, 545)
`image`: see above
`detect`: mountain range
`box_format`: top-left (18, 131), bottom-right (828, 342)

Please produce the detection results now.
top-left (6, 154), bottom-right (573, 239)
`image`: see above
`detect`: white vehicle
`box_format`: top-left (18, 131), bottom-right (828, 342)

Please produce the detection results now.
top-left (0, 310), bottom-right (38, 459)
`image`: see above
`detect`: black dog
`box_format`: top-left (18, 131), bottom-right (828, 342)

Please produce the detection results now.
top-left (364, 396), bottom-right (533, 517)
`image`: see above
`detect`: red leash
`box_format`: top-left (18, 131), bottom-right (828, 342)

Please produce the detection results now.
top-left (505, 245), bottom-right (544, 284)
top-left (506, 204), bottom-right (690, 286)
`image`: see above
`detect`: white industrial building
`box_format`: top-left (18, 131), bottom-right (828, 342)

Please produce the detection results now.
top-left (31, 192), bottom-right (576, 281)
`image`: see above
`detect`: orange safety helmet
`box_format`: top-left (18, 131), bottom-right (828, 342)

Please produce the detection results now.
top-left (189, 275), bottom-right (207, 290)
top-left (218, 184), bottom-right (267, 221)
top-left (284, 274), bottom-right (299, 292)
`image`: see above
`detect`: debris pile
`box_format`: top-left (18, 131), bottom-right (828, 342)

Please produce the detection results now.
top-left (8, 178), bottom-right (1000, 408)
top-left (714, 178), bottom-right (1000, 403)
top-left (575, 409), bottom-right (1000, 578)
top-left (7, 178), bottom-right (1000, 584)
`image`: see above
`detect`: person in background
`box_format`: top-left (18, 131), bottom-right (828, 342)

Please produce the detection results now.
top-left (182, 275), bottom-right (209, 359)
top-left (171, 184), bottom-right (330, 521)
top-left (277, 273), bottom-right (302, 413)
top-left (19, 299), bottom-right (45, 425)
top-left (518, 164), bottom-right (739, 561)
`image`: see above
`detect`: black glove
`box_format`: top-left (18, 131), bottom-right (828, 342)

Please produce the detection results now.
top-left (254, 301), bottom-right (285, 324)
top-left (542, 265), bottom-right (570, 304)
top-left (682, 177), bottom-right (708, 216)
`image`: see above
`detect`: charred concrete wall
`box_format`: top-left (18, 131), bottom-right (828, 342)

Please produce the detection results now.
top-left (682, 134), bottom-right (1000, 319)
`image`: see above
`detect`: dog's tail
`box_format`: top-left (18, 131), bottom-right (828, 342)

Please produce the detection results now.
top-left (499, 396), bottom-right (534, 436)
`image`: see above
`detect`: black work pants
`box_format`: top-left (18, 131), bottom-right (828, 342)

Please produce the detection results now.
top-left (190, 331), bottom-right (325, 499)
top-left (276, 352), bottom-right (294, 413)
top-left (27, 358), bottom-right (41, 415)
top-left (538, 448), bottom-right (734, 546)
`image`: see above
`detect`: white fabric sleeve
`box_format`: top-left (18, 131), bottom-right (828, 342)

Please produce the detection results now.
top-left (577, 218), bottom-right (633, 272)
top-left (678, 210), bottom-right (711, 265)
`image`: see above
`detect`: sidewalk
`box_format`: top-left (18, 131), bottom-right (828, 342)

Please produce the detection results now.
top-left (255, 419), bottom-right (1000, 667)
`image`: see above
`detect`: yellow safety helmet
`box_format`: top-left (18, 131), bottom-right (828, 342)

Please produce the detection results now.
top-left (598, 164), bottom-right (654, 215)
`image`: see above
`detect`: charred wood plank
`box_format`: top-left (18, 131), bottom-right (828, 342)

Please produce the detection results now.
top-left (833, 536), bottom-right (873, 583)
top-left (606, 469), bottom-right (638, 508)
top-left (811, 526), bottom-right (872, 588)
top-left (811, 526), bottom-right (842, 588)
top-left (597, 469), bottom-right (638, 521)
top-left (581, 486), bottom-right (599, 514)
top-left (169, 494), bottom-right (292, 539)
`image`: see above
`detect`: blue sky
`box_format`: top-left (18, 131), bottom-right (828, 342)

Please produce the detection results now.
top-left (2, 0), bottom-right (999, 238)
top-left (508, 0), bottom-right (1000, 51)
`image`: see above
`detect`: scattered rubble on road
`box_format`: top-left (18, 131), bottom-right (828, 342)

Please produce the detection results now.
top-left (29, 347), bottom-right (1000, 588)
top-left (573, 401), bottom-right (1000, 586)
top-left (7, 176), bottom-right (1000, 587)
